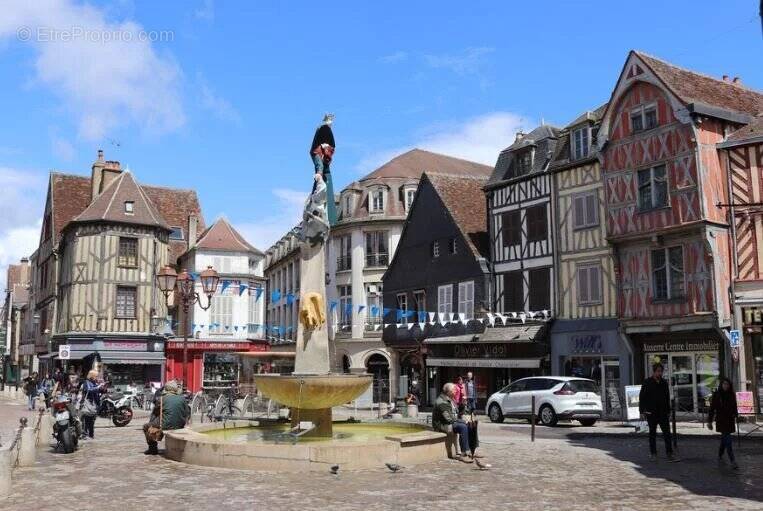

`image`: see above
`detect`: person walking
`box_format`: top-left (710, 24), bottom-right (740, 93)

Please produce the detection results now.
top-left (639, 363), bottom-right (678, 461)
top-left (708, 377), bottom-right (739, 469)
top-left (432, 383), bottom-right (473, 463)
top-left (143, 380), bottom-right (190, 455)
top-left (454, 376), bottom-right (466, 408)
top-left (22, 372), bottom-right (39, 411)
top-left (465, 372), bottom-right (477, 413)
top-left (39, 372), bottom-right (55, 409)
top-left (80, 370), bottom-right (104, 440)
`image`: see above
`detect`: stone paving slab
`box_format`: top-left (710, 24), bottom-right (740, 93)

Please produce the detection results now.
top-left (1, 398), bottom-right (762, 510)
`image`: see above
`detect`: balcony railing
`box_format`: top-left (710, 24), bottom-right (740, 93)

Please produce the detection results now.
top-left (336, 256), bottom-right (352, 271)
top-left (365, 252), bottom-right (389, 268)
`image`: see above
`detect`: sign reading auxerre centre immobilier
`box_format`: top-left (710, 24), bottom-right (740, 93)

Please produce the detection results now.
top-left (642, 340), bottom-right (719, 353)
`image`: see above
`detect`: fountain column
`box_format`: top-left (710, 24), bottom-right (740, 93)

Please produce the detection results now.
top-left (293, 239), bottom-right (331, 375)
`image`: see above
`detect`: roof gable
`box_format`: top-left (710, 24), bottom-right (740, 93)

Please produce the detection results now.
top-left (487, 125), bottom-right (560, 187)
top-left (49, 173), bottom-right (91, 240)
top-left (73, 171), bottom-right (170, 229)
top-left (427, 173), bottom-right (489, 258)
top-left (195, 217), bottom-right (262, 255)
top-left (359, 148), bottom-right (493, 181)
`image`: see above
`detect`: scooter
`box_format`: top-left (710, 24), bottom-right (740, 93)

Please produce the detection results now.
top-left (98, 391), bottom-right (134, 427)
top-left (52, 394), bottom-right (81, 453)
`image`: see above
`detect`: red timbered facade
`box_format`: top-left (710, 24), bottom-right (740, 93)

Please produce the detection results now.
top-left (599, 52), bottom-right (763, 412)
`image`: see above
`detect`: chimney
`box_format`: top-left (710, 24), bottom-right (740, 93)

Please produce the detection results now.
top-left (90, 149), bottom-right (122, 200)
top-left (722, 75), bottom-right (729, 82)
top-left (188, 214), bottom-right (198, 249)
top-left (733, 76), bottom-right (741, 84)
top-left (20, 257), bottom-right (29, 265)
top-left (515, 131), bottom-right (525, 143)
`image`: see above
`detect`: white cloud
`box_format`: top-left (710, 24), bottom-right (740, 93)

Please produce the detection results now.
top-left (195, 0), bottom-right (215, 21)
top-left (379, 51), bottom-right (408, 64)
top-left (0, 167), bottom-right (45, 292)
top-left (51, 135), bottom-right (75, 161)
top-left (0, 0), bottom-right (185, 141)
top-left (233, 188), bottom-right (306, 251)
top-left (198, 74), bottom-right (240, 123)
top-left (356, 111), bottom-right (529, 173)
top-left (424, 47), bottom-right (494, 76)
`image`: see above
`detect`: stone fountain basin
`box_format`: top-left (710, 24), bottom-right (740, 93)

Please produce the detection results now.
top-left (252, 374), bottom-right (372, 409)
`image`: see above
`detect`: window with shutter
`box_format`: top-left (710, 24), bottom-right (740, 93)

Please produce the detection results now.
top-left (438, 284), bottom-right (453, 315)
top-left (115, 286), bottom-right (137, 318)
top-left (458, 281), bottom-right (474, 319)
top-left (573, 192), bottom-right (599, 229)
top-left (118, 237), bottom-right (138, 267)
top-left (526, 205), bottom-right (547, 242)
top-left (503, 272), bottom-right (523, 312)
top-left (578, 264), bottom-right (602, 305)
top-left (501, 210), bottom-right (521, 246)
top-left (528, 268), bottom-right (550, 311)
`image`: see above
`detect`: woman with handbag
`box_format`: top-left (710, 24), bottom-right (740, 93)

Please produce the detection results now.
top-left (80, 370), bottom-right (103, 439)
top-left (708, 377), bottom-right (739, 469)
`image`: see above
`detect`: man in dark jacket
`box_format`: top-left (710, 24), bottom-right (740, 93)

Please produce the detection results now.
top-left (639, 363), bottom-right (677, 461)
top-left (143, 380), bottom-right (190, 455)
top-left (432, 383), bottom-right (472, 463)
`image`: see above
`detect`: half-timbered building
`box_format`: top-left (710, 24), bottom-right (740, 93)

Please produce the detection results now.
top-left (548, 105), bottom-right (630, 416)
top-left (598, 51), bottom-right (763, 413)
top-left (33, 150), bottom-right (205, 389)
top-left (718, 114), bottom-right (763, 414)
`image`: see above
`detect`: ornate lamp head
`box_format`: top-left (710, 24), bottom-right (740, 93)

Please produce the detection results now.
top-left (156, 265), bottom-right (177, 298)
top-left (199, 266), bottom-right (220, 297)
top-left (176, 269), bottom-right (195, 298)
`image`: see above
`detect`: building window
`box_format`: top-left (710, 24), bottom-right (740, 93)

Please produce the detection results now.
top-left (115, 286), bottom-right (137, 318)
top-left (370, 189), bottom-right (385, 213)
top-left (365, 231), bottom-right (388, 267)
top-left (652, 246), bottom-right (684, 301)
top-left (528, 267), bottom-right (550, 311)
top-left (503, 272), bottom-right (523, 312)
top-left (248, 290), bottom-right (261, 334)
top-left (515, 149), bottom-right (533, 175)
top-left (631, 104), bottom-right (658, 133)
top-left (431, 240), bottom-right (440, 258)
top-left (366, 284), bottom-right (382, 329)
top-left (526, 204), bottom-right (548, 242)
top-left (212, 256), bottom-right (233, 274)
top-left (638, 164), bottom-right (668, 211)
top-left (397, 293), bottom-right (408, 324)
top-left (405, 188), bottom-right (416, 212)
top-left (573, 192), bottom-right (599, 229)
top-left (413, 290), bottom-right (426, 318)
top-left (571, 127), bottom-right (590, 160)
top-left (437, 284), bottom-right (453, 315)
top-left (338, 285), bottom-right (352, 328)
top-left (449, 237), bottom-right (457, 254)
top-left (458, 281), bottom-right (474, 319)
top-left (118, 237), bottom-right (138, 267)
top-left (501, 210), bottom-right (521, 247)
top-left (43, 214), bottom-right (52, 241)
top-left (124, 201), bottom-right (134, 215)
top-left (210, 285), bottom-right (234, 334)
top-left (343, 194), bottom-right (353, 217)
top-left (577, 264), bottom-right (602, 305)
top-left (336, 234), bottom-right (352, 271)
top-left (169, 227), bottom-right (184, 240)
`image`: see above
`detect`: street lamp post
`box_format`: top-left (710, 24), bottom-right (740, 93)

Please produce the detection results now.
top-left (156, 265), bottom-right (219, 391)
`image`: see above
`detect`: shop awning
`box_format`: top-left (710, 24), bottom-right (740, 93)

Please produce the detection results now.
top-left (235, 351), bottom-right (295, 358)
top-left (426, 357), bottom-right (541, 369)
top-left (479, 324), bottom-right (547, 343)
top-left (423, 335), bottom-right (478, 345)
top-left (97, 351), bottom-right (165, 365)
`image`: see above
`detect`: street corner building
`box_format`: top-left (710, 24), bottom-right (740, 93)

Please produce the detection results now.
top-left (26, 150), bottom-right (205, 388)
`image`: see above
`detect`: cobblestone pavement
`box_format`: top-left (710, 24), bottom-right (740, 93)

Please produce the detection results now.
top-left (2, 398), bottom-right (762, 511)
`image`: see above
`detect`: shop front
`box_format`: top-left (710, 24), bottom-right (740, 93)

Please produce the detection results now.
top-left (164, 339), bottom-right (270, 393)
top-left (631, 333), bottom-right (724, 415)
top-left (49, 336), bottom-right (165, 392)
top-left (741, 306), bottom-right (763, 415)
top-left (550, 319), bottom-right (631, 418)
top-left (424, 328), bottom-right (549, 410)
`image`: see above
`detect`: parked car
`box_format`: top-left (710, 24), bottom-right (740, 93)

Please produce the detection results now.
top-left (486, 376), bottom-right (602, 427)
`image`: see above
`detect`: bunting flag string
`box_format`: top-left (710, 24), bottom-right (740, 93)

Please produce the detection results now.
top-left (286, 293), bottom-right (295, 305)
top-left (239, 283), bottom-right (248, 296)
top-left (357, 305), bottom-right (366, 313)
top-left (330, 301), bottom-right (338, 311)
top-left (370, 305), bottom-right (379, 317)
top-left (221, 280), bottom-right (231, 293)
top-left (255, 287), bottom-right (264, 300)
top-left (190, 272), bottom-right (200, 280)
top-left (271, 289), bottom-right (281, 303)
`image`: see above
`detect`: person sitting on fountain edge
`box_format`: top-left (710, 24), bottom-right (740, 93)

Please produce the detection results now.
top-left (143, 380), bottom-right (190, 455)
top-left (432, 383), bottom-right (473, 463)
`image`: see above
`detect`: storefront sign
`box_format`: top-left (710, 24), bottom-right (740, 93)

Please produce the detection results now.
top-left (426, 357), bottom-right (540, 369)
top-left (642, 340), bottom-right (719, 353)
top-left (624, 385), bottom-right (642, 421)
top-left (453, 344), bottom-right (509, 358)
top-left (166, 341), bottom-right (258, 351)
top-left (737, 391), bottom-right (754, 415)
top-left (571, 335), bottom-right (603, 354)
top-left (743, 307), bottom-right (763, 325)
top-left (104, 341), bottom-right (146, 351)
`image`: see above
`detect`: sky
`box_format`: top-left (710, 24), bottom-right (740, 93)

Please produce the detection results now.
top-left (0, 0), bottom-right (762, 290)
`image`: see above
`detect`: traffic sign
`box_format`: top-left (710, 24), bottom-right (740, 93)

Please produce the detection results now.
top-left (58, 344), bottom-right (71, 360)
top-left (729, 330), bottom-right (740, 348)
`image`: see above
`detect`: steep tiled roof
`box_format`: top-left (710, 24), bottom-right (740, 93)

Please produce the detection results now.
top-left (74, 172), bottom-right (170, 229)
top-left (142, 185), bottom-right (205, 264)
top-left (426, 172), bottom-right (490, 258)
top-left (50, 173), bottom-right (91, 240)
top-left (724, 114), bottom-right (763, 145)
top-left (195, 218), bottom-right (263, 255)
top-left (487, 125), bottom-right (561, 188)
top-left (6, 262), bottom-right (30, 304)
top-left (550, 103), bottom-right (608, 170)
top-left (635, 51), bottom-right (763, 117)
top-left (361, 149), bottom-right (493, 181)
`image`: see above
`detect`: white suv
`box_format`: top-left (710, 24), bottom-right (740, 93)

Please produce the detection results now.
top-left (485, 376), bottom-right (602, 427)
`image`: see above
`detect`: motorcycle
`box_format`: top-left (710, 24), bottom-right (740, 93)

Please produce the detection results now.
top-left (98, 391), bottom-right (134, 427)
top-left (52, 395), bottom-right (80, 453)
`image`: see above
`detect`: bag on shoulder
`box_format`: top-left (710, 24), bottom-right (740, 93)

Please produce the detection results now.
top-left (146, 396), bottom-right (164, 442)
top-left (81, 398), bottom-right (98, 416)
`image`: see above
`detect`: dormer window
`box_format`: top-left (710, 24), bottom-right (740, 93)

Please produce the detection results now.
top-left (403, 185), bottom-right (417, 213)
top-left (370, 189), bottom-right (385, 213)
top-left (630, 104), bottom-right (658, 133)
top-left (515, 149), bottom-right (533, 175)
top-left (169, 227), bottom-right (184, 240)
top-left (343, 194), bottom-right (353, 217)
top-left (571, 126), bottom-right (590, 160)
top-left (124, 201), bottom-right (134, 215)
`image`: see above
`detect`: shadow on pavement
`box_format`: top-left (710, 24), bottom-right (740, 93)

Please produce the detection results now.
top-left (564, 430), bottom-right (763, 503)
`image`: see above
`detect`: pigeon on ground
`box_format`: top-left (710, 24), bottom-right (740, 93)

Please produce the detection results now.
top-left (330, 464), bottom-right (340, 475)
top-left (385, 463), bottom-right (402, 473)
top-left (474, 458), bottom-right (492, 470)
